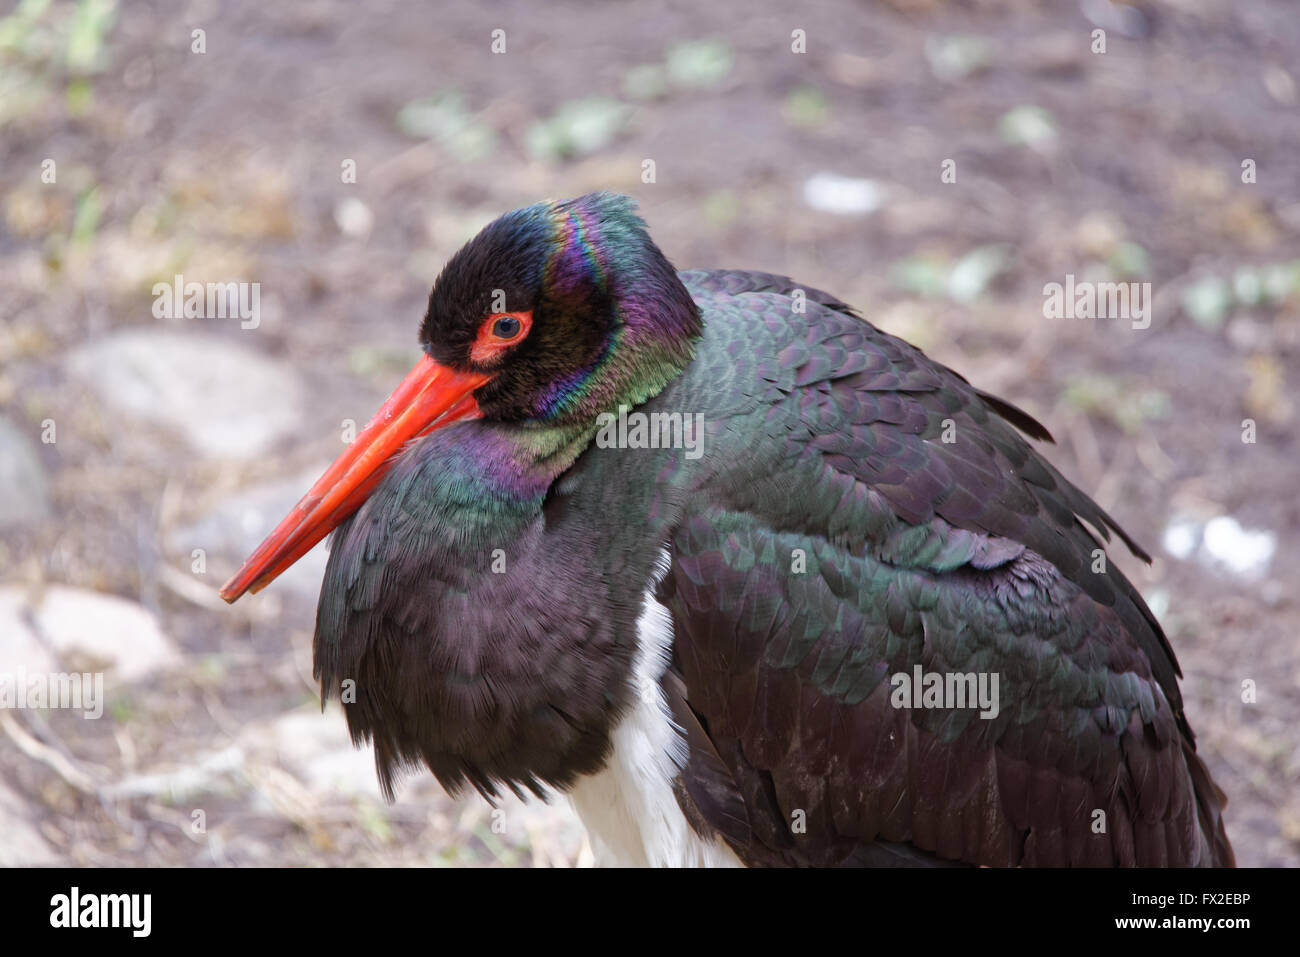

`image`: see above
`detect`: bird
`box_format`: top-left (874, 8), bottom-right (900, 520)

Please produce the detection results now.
top-left (220, 192), bottom-right (1233, 868)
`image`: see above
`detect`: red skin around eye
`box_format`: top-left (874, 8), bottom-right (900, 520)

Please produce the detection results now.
top-left (469, 310), bottom-right (533, 364)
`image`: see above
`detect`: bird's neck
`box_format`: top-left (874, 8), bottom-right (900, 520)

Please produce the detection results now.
top-left (377, 419), bottom-right (603, 547)
top-left (457, 419), bottom-right (602, 503)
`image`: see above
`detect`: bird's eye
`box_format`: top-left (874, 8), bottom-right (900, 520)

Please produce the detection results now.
top-left (469, 310), bottom-right (533, 365)
top-left (492, 315), bottom-right (522, 339)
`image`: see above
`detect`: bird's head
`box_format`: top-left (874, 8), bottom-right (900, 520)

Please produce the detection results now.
top-left (422, 192), bottom-right (701, 423)
top-left (219, 192), bottom-right (700, 601)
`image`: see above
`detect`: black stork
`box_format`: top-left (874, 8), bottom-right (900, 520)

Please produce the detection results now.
top-left (221, 192), bottom-right (1233, 867)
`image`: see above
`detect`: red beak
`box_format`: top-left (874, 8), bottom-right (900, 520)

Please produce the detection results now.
top-left (219, 355), bottom-right (491, 603)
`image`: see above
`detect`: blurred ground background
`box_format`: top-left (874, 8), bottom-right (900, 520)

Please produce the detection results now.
top-left (0, 0), bottom-right (1297, 867)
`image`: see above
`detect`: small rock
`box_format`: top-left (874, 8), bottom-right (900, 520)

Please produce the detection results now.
top-left (1161, 518), bottom-right (1199, 561)
top-left (1202, 516), bottom-right (1275, 579)
top-left (802, 173), bottom-right (883, 216)
top-left (0, 589), bottom-right (58, 676)
top-left (334, 197), bottom-right (374, 239)
top-left (1263, 65), bottom-right (1297, 106)
top-left (66, 331), bottom-right (307, 461)
top-left (0, 584), bottom-right (181, 681)
top-left (1163, 514), bottom-right (1276, 581)
top-left (0, 416), bottom-right (50, 529)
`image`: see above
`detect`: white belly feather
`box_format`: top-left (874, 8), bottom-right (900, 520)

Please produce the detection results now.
top-left (566, 554), bottom-right (743, 868)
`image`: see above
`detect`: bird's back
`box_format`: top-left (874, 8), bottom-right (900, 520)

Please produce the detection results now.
top-left (636, 268), bottom-right (1233, 866)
